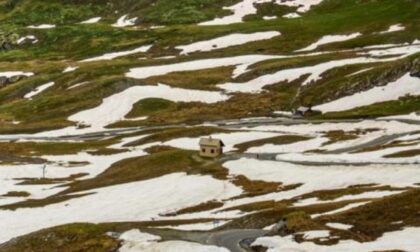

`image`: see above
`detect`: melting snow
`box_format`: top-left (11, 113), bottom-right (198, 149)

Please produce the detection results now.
top-left (314, 73), bottom-right (420, 113)
top-left (283, 12), bottom-right (301, 18)
top-left (81, 44), bottom-right (152, 62)
top-left (24, 82), bottom-right (55, 99)
top-left (253, 227), bottom-right (420, 252)
top-left (0, 71), bottom-right (33, 78)
top-left (80, 17), bottom-right (101, 24)
top-left (126, 54), bottom-right (282, 79)
top-left (379, 24), bottom-right (406, 34)
top-left (176, 31), bottom-right (280, 54)
top-left (301, 230), bottom-right (330, 239)
top-left (0, 173), bottom-right (241, 243)
top-left (119, 229), bottom-right (229, 252)
top-left (112, 15), bottom-right (137, 27)
top-left (326, 222), bottom-right (353, 230)
top-left (296, 33), bottom-right (362, 52)
top-left (63, 66), bottom-right (78, 73)
top-left (69, 84), bottom-right (229, 129)
top-left (27, 24), bottom-right (55, 29)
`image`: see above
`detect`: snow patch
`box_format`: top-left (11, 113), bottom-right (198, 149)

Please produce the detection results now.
top-left (296, 33), bottom-right (362, 52)
top-left (176, 31), bottom-right (280, 55)
top-left (253, 227), bottom-right (420, 252)
top-left (112, 15), bottom-right (137, 27)
top-left (81, 44), bottom-right (152, 62)
top-left (69, 84), bottom-right (229, 129)
top-left (80, 17), bottom-right (101, 24)
top-left (24, 82), bottom-right (55, 99)
top-left (314, 73), bottom-right (420, 113)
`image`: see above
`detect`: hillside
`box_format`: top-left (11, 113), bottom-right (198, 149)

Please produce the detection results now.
top-left (0, 0), bottom-right (419, 251)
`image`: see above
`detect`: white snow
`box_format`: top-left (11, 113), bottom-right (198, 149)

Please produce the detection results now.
top-left (126, 54), bottom-right (282, 80)
top-left (294, 190), bottom-right (403, 207)
top-left (380, 112), bottom-right (420, 122)
top-left (274, 0), bottom-right (324, 13)
top-left (296, 33), bottom-right (362, 52)
top-left (81, 44), bottom-right (152, 62)
top-left (222, 158), bottom-right (420, 205)
top-left (67, 81), bottom-right (89, 90)
top-left (112, 15), bottom-right (137, 27)
top-left (69, 84), bottom-right (229, 129)
top-left (17, 35), bottom-right (37, 45)
top-left (80, 17), bottom-right (102, 24)
top-left (311, 202), bottom-right (370, 218)
top-left (218, 43), bottom-right (420, 93)
top-left (253, 227), bottom-right (420, 252)
top-left (217, 56), bottom-right (378, 92)
top-left (283, 12), bottom-right (301, 18)
top-left (276, 140), bottom-right (420, 164)
top-left (301, 230), bottom-right (330, 239)
top-left (27, 24), bottom-right (55, 29)
top-left (119, 229), bottom-right (229, 252)
top-left (199, 0), bottom-right (260, 26)
top-left (314, 73), bottom-right (420, 113)
top-left (200, 0), bottom-right (323, 25)
top-left (0, 173), bottom-right (241, 243)
top-left (0, 165), bottom-right (66, 206)
top-left (176, 31), bottom-right (280, 55)
top-left (63, 66), bottom-right (78, 73)
top-left (24, 82), bottom-right (55, 99)
top-left (379, 24), bottom-right (406, 34)
top-left (156, 221), bottom-right (229, 231)
top-left (326, 222), bottom-right (353, 230)
top-left (0, 71), bottom-right (33, 78)
top-left (263, 16), bottom-right (277, 20)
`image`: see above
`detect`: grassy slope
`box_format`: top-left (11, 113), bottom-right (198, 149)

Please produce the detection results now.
top-left (0, 0), bottom-right (418, 133)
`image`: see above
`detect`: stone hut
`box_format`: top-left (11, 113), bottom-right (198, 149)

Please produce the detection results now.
top-left (199, 137), bottom-right (224, 158)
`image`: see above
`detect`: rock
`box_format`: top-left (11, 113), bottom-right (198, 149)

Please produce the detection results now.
top-left (0, 76), bottom-right (9, 87)
top-left (8, 75), bottom-right (25, 83)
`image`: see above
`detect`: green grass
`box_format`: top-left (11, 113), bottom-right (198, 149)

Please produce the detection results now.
top-left (0, 223), bottom-right (119, 252)
top-left (126, 98), bottom-right (176, 118)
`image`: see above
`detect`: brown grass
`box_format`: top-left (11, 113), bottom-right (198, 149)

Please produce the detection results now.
top-left (143, 66), bottom-right (235, 91)
top-left (234, 135), bottom-right (311, 153)
top-left (383, 148), bottom-right (420, 158)
top-left (2, 191), bottom-right (30, 197)
top-left (319, 189), bottom-right (420, 242)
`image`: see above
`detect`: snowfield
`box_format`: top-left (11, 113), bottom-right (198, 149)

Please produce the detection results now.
top-left (296, 33), bottom-right (362, 52)
top-left (69, 84), bottom-right (229, 129)
top-left (0, 71), bottom-right (34, 78)
top-left (253, 227), bottom-right (420, 252)
top-left (80, 44), bottom-right (152, 62)
top-left (112, 15), bottom-right (137, 27)
top-left (24, 82), bottom-right (55, 99)
top-left (80, 17), bottom-right (101, 24)
top-left (176, 31), bottom-right (281, 54)
top-left (0, 173), bottom-right (241, 243)
top-left (200, 0), bottom-right (324, 25)
top-left (126, 54), bottom-right (283, 80)
top-left (119, 229), bottom-right (229, 252)
top-left (27, 24), bottom-right (55, 29)
top-left (314, 73), bottom-right (420, 113)
top-left (223, 158), bottom-right (420, 203)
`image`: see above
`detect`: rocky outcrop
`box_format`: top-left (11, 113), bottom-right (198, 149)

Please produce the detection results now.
top-left (0, 75), bottom-right (27, 88)
top-left (299, 57), bottom-right (420, 106)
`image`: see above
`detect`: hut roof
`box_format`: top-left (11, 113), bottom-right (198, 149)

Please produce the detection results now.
top-left (199, 137), bottom-right (225, 147)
